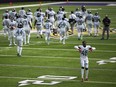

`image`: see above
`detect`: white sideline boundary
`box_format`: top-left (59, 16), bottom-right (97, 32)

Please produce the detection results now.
top-left (0, 54), bottom-right (101, 60)
top-left (0, 76), bottom-right (116, 85)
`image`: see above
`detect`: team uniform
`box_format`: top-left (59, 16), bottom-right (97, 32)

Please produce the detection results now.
top-left (9, 9), bottom-right (17, 20)
top-left (85, 12), bottom-right (93, 36)
top-left (9, 19), bottom-right (17, 46)
top-left (2, 17), bottom-right (10, 37)
top-left (15, 23), bottom-right (25, 57)
top-left (74, 41), bottom-right (96, 82)
top-left (58, 18), bottom-right (69, 44)
top-left (93, 13), bottom-right (100, 36)
top-left (69, 12), bottom-right (77, 34)
top-left (26, 9), bottom-right (34, 24)
top-left (44, 20), bottom-right (52, 45)
top-left (19, 7), bottom-right (26, 18)
top-left (22, 16), bottom-right (32, 44)
top-left (2, 10), bottom-right (9, 19)
top-left (75, 16), bottom-right (85, 40)
top-left (34, 14), bottom-right (44, 38)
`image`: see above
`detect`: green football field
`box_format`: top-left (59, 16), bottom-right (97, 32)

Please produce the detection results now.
top-left (0, 1), bottom-right (116, 87)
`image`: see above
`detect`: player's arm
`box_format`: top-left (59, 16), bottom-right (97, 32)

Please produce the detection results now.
top-left (74, 46), bottom-right (81, 52)
top-left (89, 47), bottom-right (96, 52)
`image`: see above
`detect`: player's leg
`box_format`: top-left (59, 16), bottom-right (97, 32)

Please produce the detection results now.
top-left (77, 27), bottom-right (81, 40)
top-left (62, 30), bottom-right (66, 44)
top-left (23, 30), bottom-right (27, 44)
top-left (9, 31), bottom-right (13, 46)
top-left (94, 23), bottom-right (97, 36)
top-left (13, 30), bottom-right (16, 45)
top-left (85, 60), bottom-right (89, 81)
top-left (59, 30), bottom-right (63, 43)
top-left (16, 40), bottom-right (20, 56)
top-left (27, 30), bottom-right (30, 44)
top-left (80, 59), bottom-right (85, 82)
top-left (18, 40), bottom-right (23, 57)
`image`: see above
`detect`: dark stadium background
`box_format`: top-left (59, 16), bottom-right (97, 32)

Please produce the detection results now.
top-left (0, 0), bottom-right (115, 3)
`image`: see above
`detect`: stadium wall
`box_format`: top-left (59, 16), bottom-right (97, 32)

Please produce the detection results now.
top-left (0, 0), bottom-right (115, 3)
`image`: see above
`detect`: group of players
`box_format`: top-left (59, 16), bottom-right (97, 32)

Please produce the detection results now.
top-left (2, 5), bottom-right (100, 56)
top-left (2, 5), bottom-right (101, 44)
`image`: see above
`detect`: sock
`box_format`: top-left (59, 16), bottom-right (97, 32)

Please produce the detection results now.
top-left (17, 46), bottom-right (19, 54)
top-left (81, 69), bottom-right (84, 79)
top-left (19, 47), bottom-right (22, 56)
top-left (85, 70), bottom-right (89, 79)
top-left (27, 34), bottom-right (30, 44)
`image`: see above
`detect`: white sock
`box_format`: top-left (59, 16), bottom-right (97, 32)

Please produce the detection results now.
top-left (19, 47), bottom-right (22, 55)
top-left (27, 34), bottom-right (30, 44)
top-left (85, 70), bottom-right (89, 79)
top-left (17, 46), bottom-right (19, 54)
top-left (81, 69), bottom-right (84, 79)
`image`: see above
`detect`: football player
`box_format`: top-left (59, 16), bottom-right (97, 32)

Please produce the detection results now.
top-left (74, 41), bottom-right (96, 82)
top-left (9, 18), bottom-right (17, 46)
top-left (34, 13), bottom-right (44, 38)
top-left (19, 7), bottom-right (26, 18)
top-left (75, 15), bottom-right (85, 40)
top-left (15, 23), bottom-right (25, 57)
top-left (2, 16), bottom-right (10, 38)
top-left (22, 15), bottom-right (32, 44)
top-left (85, 11), bottom-right (93, 36)
top-left (93, 12), bottom-right (101, 36)
top-left (69, 11), bottom-right (76, 34)
top-left (44, 19), bottom-right (52, 45)
top-left (58, 18), bottom-right (69, 44)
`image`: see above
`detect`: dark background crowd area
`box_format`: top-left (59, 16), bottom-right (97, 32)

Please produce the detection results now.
top-left (0, 0), bottom-right (115, 4)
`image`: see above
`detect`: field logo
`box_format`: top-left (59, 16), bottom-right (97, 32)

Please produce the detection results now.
top-left (96, 57), bottom-right (116, 65)
top-left (18, 75), bottom-right (77, 86)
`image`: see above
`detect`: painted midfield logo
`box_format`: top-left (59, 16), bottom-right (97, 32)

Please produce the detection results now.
top-left (18, 75), bottom-right (77, 86)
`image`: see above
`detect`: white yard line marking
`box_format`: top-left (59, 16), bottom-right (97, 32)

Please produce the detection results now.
top-left (0, 76), bottom-right (116, 84)
top-left (0, 63), bottom-right (115, 71)
top-left (23, 48), bottom-right (116, 53)
top-left (0, 54), bottom-right (108, 60)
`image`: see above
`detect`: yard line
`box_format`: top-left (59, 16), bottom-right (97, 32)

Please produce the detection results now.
top-left (0, 54), bottom-right (106, 60)
top-left (30, 41), bottom-right (116, 46)
top-left (0, 76), bottom-right (116, 84)
top-left (0, 63), bottom-right (115, 71)
top-left (23, 47), bottom-right (116, 53)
